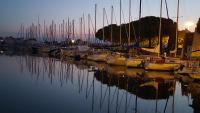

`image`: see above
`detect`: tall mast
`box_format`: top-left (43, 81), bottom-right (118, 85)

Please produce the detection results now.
top-left (22, 24), bottom-right (24, 39)
top-left (88, 14), bottom-right (91, 45)
top-left (111, 6), bottom-right (113, 44)
top-left (158, 0), bottom-right (163, 57)
top-left (139, 0), bottom-right (142, 20)
top-left (128, 0), bottom-right (131, 46)
top-left (44, 20), bottom-right (46, 39)
top-left (83, 14), bottom-right (86, 42)
top-left (95, 4), bottom-right (97, 44)
top-left (68, 18), bottom-right (70, 39)
top-left (119, 0), bottom-right (122, 45)
top-left (175, 0), bottom-right (180, 57)
top-left (103, 8), bottom-right (105, 42)
top-left (38, 16), bottom-right (40, 40)
top-left (63, 20), bottom-right (65, 39)
top-left (80, 17), bottom-right (83, 40)
top-left (138, 0), bottom-right (142, 45)
top-left (72, 20), bottom-right (75, 40)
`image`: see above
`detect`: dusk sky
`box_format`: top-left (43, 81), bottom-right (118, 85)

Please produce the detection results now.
top-left (0, 0), bottom-right (199, 37)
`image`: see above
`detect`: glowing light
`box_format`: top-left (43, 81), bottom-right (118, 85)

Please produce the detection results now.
top-left (71, 39), bottom-right (75, 43)
top-left (184, 21), bottom-right (194, 31)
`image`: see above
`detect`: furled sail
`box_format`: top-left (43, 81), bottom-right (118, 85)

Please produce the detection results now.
top-left (141, 44), bottom-right (160, 54)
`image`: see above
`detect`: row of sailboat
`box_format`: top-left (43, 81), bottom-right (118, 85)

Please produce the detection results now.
top-left (60, 0), bottom-right (182, 72)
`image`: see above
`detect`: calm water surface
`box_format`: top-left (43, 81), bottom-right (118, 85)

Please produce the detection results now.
top-left (0, 55), bottom-right (199, 113)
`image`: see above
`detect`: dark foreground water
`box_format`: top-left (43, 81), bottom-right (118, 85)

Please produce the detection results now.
top-left (0, 55), bottom-right (199, 113)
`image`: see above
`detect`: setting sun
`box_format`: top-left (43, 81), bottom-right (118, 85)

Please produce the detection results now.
top-left (184, 21), bottom-right (195, 30)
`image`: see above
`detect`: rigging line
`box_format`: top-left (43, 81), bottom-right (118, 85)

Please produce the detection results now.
top-left (131, 15), bottom-right (138, 42)
top-left (165, 0), bottom-right (169, 19)
top-left (89, 17), bottom-right (95, 38)
top-left (113, 6), bottom-right (118, 25)
top-left (104, 8), bottom-right (110, 27)
top-left (122, 8), bottom-right (129, 40)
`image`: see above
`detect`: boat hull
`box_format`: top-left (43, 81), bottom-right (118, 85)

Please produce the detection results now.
top-left (145, 63), bottom-right (180, 71)
top-left (126, 58), bottom-right (143, 68)
top-left (107, 55), bottom-right (126, 66)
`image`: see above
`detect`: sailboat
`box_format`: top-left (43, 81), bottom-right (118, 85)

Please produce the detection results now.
top-left (143, 0), bottom-right (180, 71)
top-left (106, 0), bottom-right (127, 66)
top-left (126, 0), bottom-right (145, 68)
top-left (88, 7), bottom-right (111, 62)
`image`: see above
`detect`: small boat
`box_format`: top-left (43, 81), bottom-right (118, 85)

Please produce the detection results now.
top-left (87, 51), bottom-right (110, 62)
top-left (126, 57), bottom-right (144, 68)
top-left (107, 53), bottom-right (126, 66)
top-left (60, 46), bottom-right (76, 58)
top-left (144, 56), bottom-right (180, 71)
top-left (145, 62), bottom-right (180, 71)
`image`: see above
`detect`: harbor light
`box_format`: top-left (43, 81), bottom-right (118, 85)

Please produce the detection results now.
top-left (71, 39), bottom-right (75, 44)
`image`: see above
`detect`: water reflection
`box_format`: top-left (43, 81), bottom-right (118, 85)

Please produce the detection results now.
top-left (1, 55), bottom-right (200, 113)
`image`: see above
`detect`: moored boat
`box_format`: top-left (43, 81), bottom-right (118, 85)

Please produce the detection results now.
top-left (126, 57), bottom-right (144, 68)
top-left (106, 53), bottom-right (126, 66)
top-left (145, 62), bottom-right (180, 71)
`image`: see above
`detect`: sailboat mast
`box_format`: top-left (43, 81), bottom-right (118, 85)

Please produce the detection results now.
top-left (119, 0), bottom-right (122, 45)
top-left (111, 6), bottom-right (113, 44)
top-left (95, 4), bottom-right (97, 44)
top-left (38, 16), bottom-right (40, 40)
top-left (138, 0), bottom-right (142, 44)
top-left (128, 0), bottom-right (131, 46)
top-left (103, 8), bottom-right (105, 42)
top-left (158, 0), bottom-right (163, 57)
top-left (88, 14), bottom-right (91, 45)
top-left (83, 14), bottom-right (86, 42)
top-left (44, 20), bottom-right (46, 39)
top-left (175, 0), bottom-right (180, 57)
top-left (68, 18), bottom-right (70, 39)
top-left (72, 20), bottom-right (75, 40)
top-left (63, 20), bottom-right (65, 39)
top-left (139, 0), bottom-right (142, 20)
top-left (80, 17), bottom-right (83, 40)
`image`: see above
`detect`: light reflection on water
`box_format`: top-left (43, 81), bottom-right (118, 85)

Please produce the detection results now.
top-left (0, 55), bottom-right (198, 113)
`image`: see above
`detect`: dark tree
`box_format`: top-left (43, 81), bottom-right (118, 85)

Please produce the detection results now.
top-left (195, 18), bottom-right (200, 33)
top-left (96, 16), bottom-right (176, 51)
